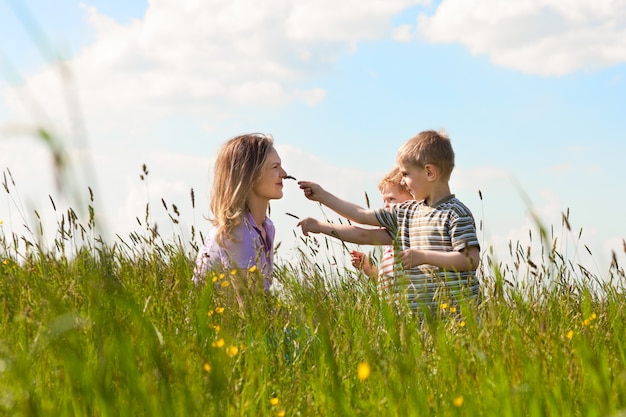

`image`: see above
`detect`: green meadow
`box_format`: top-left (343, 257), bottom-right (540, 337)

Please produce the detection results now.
top-left (1, 176), bottom-right (625, 417)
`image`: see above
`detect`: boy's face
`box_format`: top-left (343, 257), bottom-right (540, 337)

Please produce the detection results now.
top-left (398, 162), bottom-right (428, 200)
top-left (381, 183), bottom-right (413, 209)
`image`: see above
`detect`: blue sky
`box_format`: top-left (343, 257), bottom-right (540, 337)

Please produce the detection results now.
top-left (1, 0), bottom-right (625, 279)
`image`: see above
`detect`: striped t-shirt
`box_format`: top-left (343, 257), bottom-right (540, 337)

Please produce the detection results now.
top-left (377, 245), bottom-right (395, 294)
top-left (374, 195), bottom-right (481, 313)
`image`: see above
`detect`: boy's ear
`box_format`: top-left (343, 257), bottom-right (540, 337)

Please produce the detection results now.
top-left (425, 164), bottom-right (438, 181)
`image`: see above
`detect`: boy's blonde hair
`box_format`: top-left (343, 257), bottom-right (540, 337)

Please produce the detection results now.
top-left (397, 130), bottom-right (455, 180)
top-left (210, 133), bottom-right (274, 245)
top-left (378, 166), bottom-right (406, 193)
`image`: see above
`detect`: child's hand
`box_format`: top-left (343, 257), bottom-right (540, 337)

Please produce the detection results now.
top-left (350, 250), bottom-right (365, 269)
top-left (350, 250), bottom-right (372, 275)
top-left (298, 181), bottom-right (324, 201)
top-left (400, 248), bottom-right (425, 269)
top-left (296, 217), bottom-right (322, 237)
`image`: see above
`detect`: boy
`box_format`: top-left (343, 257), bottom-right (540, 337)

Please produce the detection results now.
top-left (298, 130), bottom-right (481, 313)
top-left (297, 167), bottom-right (413, 297)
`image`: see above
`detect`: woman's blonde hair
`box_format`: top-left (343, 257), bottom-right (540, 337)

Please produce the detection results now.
top-left (210, 133), bottom-right (274, 245)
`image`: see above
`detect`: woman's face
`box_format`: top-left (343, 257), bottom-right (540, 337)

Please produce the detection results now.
top-left (251, 147), bottom-right (287, 202)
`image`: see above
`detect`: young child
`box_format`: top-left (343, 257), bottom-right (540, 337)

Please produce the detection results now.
top-left (297, 167), bottom-right (413, 298)
top-left (298, 130), bottom-right (481, 314)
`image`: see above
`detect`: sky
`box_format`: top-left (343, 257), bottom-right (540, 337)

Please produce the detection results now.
top-left (1, 0), bottom-right (625, 281)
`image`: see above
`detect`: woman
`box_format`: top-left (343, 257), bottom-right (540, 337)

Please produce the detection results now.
top-left (193, 133), bottom-right (287, 295)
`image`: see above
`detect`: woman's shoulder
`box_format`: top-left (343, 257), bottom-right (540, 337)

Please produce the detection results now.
top-left (199, 227), bottom-right (224, 254)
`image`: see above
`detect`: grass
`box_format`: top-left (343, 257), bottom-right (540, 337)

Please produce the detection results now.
top-left (1, 180), bottom-right (626, 417)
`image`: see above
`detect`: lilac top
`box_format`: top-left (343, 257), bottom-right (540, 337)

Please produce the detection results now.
top-left (192, 211), bottom-right (275, 289)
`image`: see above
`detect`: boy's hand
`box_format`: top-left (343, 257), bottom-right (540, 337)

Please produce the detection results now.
top-left (298, 181), bottom-right (325, 202)
top-left (296, 217), bottom-right (322, 237)
top-left (400, 249), bottom-right (425, 269)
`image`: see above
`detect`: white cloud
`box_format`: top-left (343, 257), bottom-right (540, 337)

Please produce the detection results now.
top-left (417, 0), bottom-right (626, 75)
top-left (392, 24), bottom-right (414, 42)
top-left (285, 0), bottom-right (422, 44)
top-left (2, 0), bottom-right (427, 139)
top-left (451, 165), bottom-right (511, 192)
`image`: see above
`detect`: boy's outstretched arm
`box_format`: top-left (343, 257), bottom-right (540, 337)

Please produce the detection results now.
top-left (297, 217), bottom-right (392, 245)
top-left (400, 246), bottom-right (480, 271)
top-left (298, 181), bottom-right (380, 226)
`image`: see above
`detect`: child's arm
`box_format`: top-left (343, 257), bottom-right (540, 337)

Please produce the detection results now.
top-left (298, 181), bottom-right (380, 226)
top-left (400, 246), bottom-right (480, 271)
top-left (297, 217), bottom-right (392, 245)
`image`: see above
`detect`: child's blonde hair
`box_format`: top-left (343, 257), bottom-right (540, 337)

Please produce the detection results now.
top-left (378, 166), bottom-right (406, 193)
top-left (210, 133), bottom-right (274, 245)
top-left (397, 130), bottom-right (455, 180)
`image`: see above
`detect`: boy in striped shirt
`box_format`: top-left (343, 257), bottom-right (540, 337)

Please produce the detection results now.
top-left (298, 130), bottom-right (481, 314)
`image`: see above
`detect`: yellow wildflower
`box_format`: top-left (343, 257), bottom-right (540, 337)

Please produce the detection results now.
top-left (590, 312), bottom-right (597, 320)
top-left (449, 306), bottom-right (457, 313)
top-left (453, 395), bottom-right (464, 407)
top-left (276, 411), bottom-right (285, 417)
top-left (230, 269), bottom-right (237, 275)
top-left (208, 310), bottom-right (214, 316)
top-left (215, 307), bottom-right (225, 314)
top-left (459, 321), bottom-right (466, 328)
top-left (221, 281), bottom-right (230, 287)
top-left (270, 397), bottom-right (279, 406)
top-left (225, 345), bottom-right (239, 357)
top-left (203, 363), bottom-right (211, 372)
top-left (212, 338), bottom-right (225, 348)
top-left (440, 303), bottom-right (448, 310)
top-left (566, 330), bottom-right (574, 339)
top-left (249, 265), bottom-right (258, 273)
top-left (357, 362), bottom-right (371, 381)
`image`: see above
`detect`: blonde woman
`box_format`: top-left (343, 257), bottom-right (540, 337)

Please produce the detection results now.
top-left (193, 133), bottom-right (288, 295)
